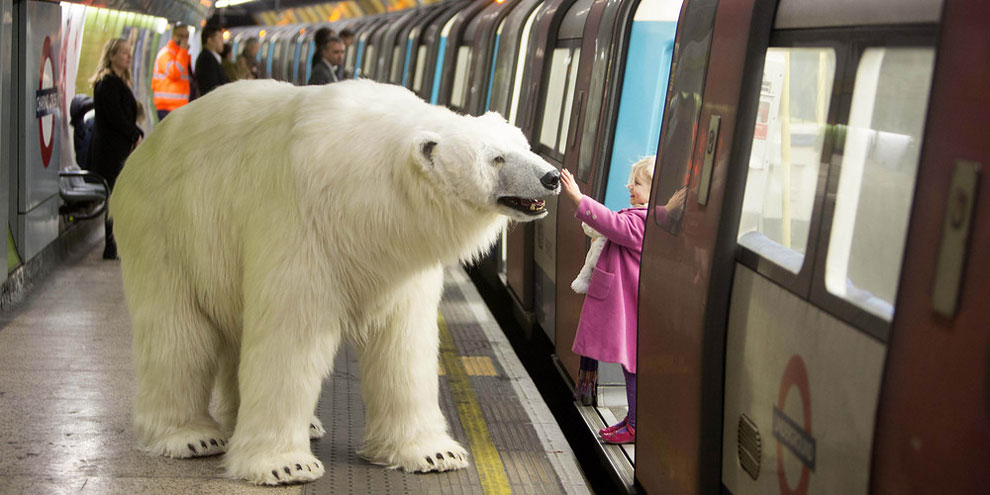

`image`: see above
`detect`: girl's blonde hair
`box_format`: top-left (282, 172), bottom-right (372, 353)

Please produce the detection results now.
top-left (628, 155), bottom-right (656, 187)
top-left (90, 38), bottom-right (132, 87)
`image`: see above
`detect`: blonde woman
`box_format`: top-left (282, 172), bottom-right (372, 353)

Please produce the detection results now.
top-left (88, 38), bottom-right (143, 259)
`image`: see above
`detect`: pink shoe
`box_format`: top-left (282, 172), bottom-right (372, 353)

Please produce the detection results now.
top-left (599, 417), bottom-right (627, 437)
top-left (603, 424), bottom-right (635, 444)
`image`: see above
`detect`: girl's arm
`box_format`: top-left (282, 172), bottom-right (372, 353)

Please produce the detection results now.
top-left (561, 169), bottom-right (645, 248)
top-left (575, 196), bottom-right (645, 249)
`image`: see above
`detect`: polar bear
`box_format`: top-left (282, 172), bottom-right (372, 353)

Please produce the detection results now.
top-left (110, 78), bottom-right (558, 485)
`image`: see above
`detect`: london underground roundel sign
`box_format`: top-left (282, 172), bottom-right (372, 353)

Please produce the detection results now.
top-left (773, 354), bottom-right (816, 495)
top-left (37, 36), bottom-right (58, 168)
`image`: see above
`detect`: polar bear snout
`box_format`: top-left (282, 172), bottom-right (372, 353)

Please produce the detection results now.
top-left (540, 171), bottom-right (560, 190)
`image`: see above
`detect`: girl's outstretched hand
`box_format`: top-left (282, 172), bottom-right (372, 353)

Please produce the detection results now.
top-left (560, 169), bottom-right (583, 208)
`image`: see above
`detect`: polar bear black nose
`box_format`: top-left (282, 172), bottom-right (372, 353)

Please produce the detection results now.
top-left (541, 171), bottom-right (560, 190)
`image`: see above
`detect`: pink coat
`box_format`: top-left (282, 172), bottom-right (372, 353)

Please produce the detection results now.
top-left (570, 196), bottom-right (660, 374)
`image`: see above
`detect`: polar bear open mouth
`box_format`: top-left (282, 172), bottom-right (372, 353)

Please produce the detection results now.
top-left (498, 197), bottom-right (546, 215)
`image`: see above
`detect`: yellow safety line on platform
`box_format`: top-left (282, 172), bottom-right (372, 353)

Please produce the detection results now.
top-left (437, 313), bottom-right (511, 495)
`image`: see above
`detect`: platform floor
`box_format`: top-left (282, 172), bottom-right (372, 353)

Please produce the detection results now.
top-left (0, 247), bottom-right (590, 494)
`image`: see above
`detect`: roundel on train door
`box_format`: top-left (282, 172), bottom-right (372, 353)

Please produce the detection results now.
top-left (37, 35), bottom-right (58, 168)
top-left (773, 354), bottom-right (816, 495)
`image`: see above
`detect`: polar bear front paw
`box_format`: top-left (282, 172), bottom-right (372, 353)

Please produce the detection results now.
top-left (309, 417), bottom-right (326, 440)
top-left (227, 451), bottom-right (325, 485)
top-left (360, 436), bottom-right (470, 473)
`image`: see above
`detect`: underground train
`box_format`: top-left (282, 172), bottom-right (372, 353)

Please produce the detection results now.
top-left (3, 0), bottom-right (988, 493)
top-left (238, 0), bottom-right (989, 493)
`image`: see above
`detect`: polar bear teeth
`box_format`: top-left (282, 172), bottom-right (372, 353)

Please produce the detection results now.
top-left (499, 197), bottom-right (546, 214)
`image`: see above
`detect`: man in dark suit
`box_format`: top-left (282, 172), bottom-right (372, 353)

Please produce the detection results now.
top-left (308, 33), bottom-right (345, 85)
top-left (195, 26), bottom-right (229, 97)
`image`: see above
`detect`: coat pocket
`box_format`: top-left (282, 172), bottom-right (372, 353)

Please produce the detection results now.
top-left (586, 267), bottom-right (614, 300)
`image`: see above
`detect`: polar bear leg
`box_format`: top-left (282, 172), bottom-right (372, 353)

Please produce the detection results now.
top-left (214, 342), bottom-right (240, 436)
top-left (355, 267), bottom-right (469, 473)
top-left (132, 289), bottom-right (228, 459)
top-left (223, 307), bottom-right (339, 485)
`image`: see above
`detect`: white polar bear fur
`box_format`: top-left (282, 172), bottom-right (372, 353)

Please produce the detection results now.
top-left (571, 223), bottom-right (605, 294)
top-left (110, 78), bottom-right (557, 485)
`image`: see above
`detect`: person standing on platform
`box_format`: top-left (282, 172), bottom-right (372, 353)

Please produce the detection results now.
top-left (152, 24), bottom-right (191, 120)
top-left (195, 26), bottom-right (229, 96)
top-left (236, 38), bottom-right (260, 80)
top-left (308, 30), bottom-right (345, 85)
top-left (87, 38), bottom-right (144, 260)
top-left (221, 42), bottom-right (239, 82)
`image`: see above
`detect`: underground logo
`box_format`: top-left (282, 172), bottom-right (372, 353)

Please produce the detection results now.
top-left (36, 35), bottom-right (57, 168)
top-left (773, 354), bottom-right (815, 495)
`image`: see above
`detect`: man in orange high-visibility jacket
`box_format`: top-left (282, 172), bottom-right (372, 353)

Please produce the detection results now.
top-left (152, 24), bottom-right (191, 120)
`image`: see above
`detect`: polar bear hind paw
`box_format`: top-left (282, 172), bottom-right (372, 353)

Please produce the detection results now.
top-left (309, 417), bottom-right (326, 440)
top-left (143, 427), bottom-right (228, 458)
top-left (228, 452), bottom-right (325, 485)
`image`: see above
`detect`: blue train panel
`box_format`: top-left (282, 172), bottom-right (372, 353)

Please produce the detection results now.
top-left (603, 20), bottom-right (677, 212)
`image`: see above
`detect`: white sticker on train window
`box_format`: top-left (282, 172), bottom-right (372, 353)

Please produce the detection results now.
top-left (825, 47), bottom-right (935, 321)
top-left (737, 48), bottom-right (836, 273)
top-left (539, 47), bottom-right (572, 149)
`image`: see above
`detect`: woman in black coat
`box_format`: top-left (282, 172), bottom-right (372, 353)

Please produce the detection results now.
top-left (87, 38), bottom-right (143, 259)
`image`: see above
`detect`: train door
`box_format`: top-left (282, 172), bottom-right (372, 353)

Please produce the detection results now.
top-left (556, 0), bottom-right (682, 468)
top-left (720, 2), bottom-right (944, 494)
top-left (529, 0), bottom-right (589, 342)
top-left (434, 0), bottom-right (491, 108)
top-left (402, 3), bottom-right (456, 90)
top-left (390, 6), bottom-right (438, 86)
top-left (376, 10), bottom-right (415, 84)
top-left (363, 15), bottom-right (394, 81)
top-left (869, 0), bottom-right (990, 491)
top-left (464, 0), bottom-right (519, 117)
top-left (635, 0), bottom-right (759, 492)
top-left (485, 0), bottom-right (544, 298)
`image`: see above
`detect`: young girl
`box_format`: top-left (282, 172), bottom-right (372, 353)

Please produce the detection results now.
top-left (559, 157), bottom-right (685, 444)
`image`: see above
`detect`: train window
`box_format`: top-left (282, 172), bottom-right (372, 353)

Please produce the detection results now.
top-left (413, 45), bottom-right (427, 92)
top-left (539, 47), bottom-right (580, 154)
top-left (363, 45), bottom-right (376, 78)
top-left (737, 47), bottom-right (836, 273)
top-left (557, 47), bottom-right (581, 154)
top-left (539, 48), bottom-right (572, 149)
top-left (508, 2), bottom-right (544, 126)
top-left (390, 45), bottom-right (403, 83)
top-left (451, 46), bottom-right (473, 109)
top-left (824, 47), bottom-right (934, 320)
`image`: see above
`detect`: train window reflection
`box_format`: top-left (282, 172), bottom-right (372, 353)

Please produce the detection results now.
top-left (557, 47), bottom-right (580, 154)
top-left (825, 47), bottom-right (934, 320)
top-left (540, 48), bottom-right (572, 149)
top-left (508, 2), bottom-right (544, 126)
top-left (451, 46), bottom-right (473, 109)
top-left (737, 48), bottom-right (835, 273)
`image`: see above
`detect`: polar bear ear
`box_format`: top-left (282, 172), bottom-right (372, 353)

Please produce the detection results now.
top-left (412, 131), bottom-right (441, 172)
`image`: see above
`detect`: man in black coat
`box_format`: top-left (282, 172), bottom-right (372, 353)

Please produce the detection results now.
top-left (195, 26), bottom-right (229, 97)
top-left (308, 32), bottom-right (345, 85)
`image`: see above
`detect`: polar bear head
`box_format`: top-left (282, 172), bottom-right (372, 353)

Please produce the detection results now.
top-left (410, 111), bottom-right (559, 222)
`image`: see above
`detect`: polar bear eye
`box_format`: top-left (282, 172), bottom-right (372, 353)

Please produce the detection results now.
top-left (493, 156), bottom-right (505, 166)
